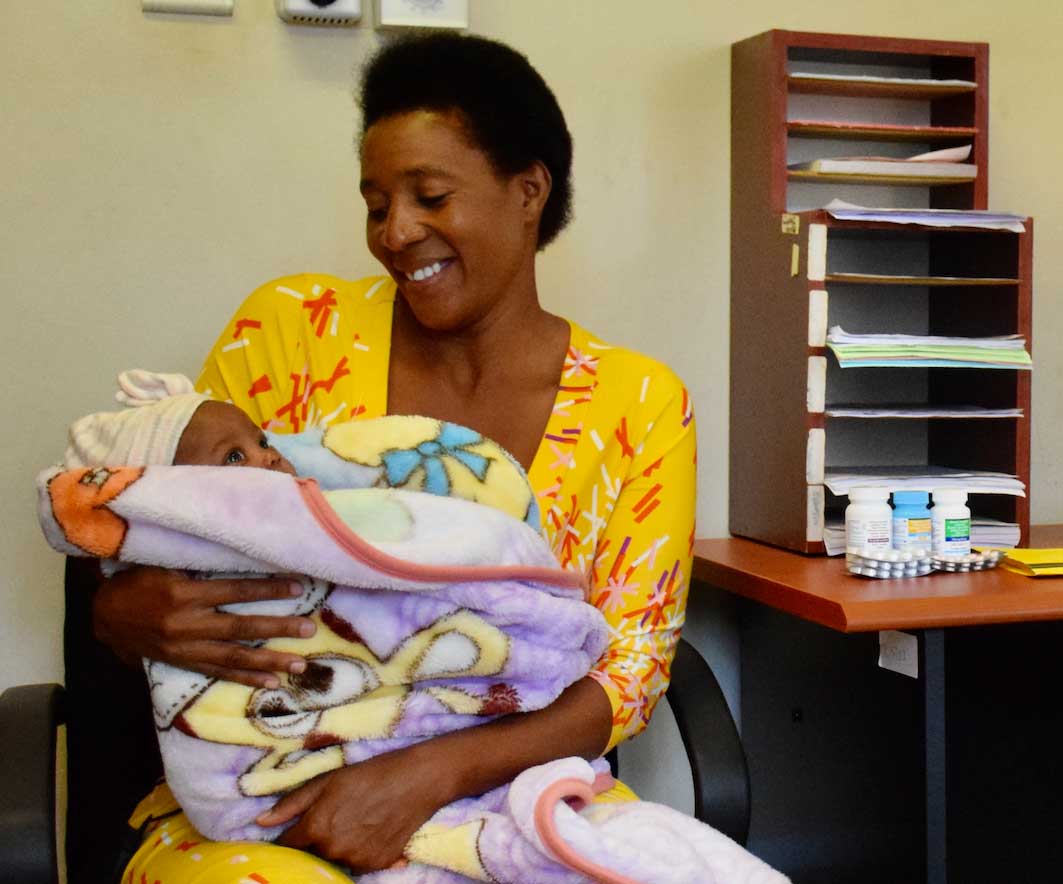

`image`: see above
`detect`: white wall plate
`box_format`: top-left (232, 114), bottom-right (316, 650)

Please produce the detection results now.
top-left (143, 0), bottom-right (234, 14)
top-left (375, 0), bottom-right (467, 29)
top-left (276, 0), bottom-right (362, 26)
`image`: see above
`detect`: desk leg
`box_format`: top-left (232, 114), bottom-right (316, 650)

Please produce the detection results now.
top-left (923, 628), bottom-right (946, 884)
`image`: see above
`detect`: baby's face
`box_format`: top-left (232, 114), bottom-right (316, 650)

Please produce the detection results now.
top-left (173, 401), bottom-right (296, 475)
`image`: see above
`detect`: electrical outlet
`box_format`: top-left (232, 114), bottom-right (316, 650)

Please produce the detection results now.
top-left (275, 0), bottom-right (361, 26)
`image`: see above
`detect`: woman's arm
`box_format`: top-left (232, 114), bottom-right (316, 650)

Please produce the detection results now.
top-left (261, 676), bottom-right (612, 872)
top-left (262, 377), bottom-right (697, 872)
top-left (92, 566), bottom-right (316, 688)
top-left (584, 380), bottom-right (697, 750)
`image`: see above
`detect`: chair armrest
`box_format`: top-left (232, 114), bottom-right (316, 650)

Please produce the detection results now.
top-left (0, 683), bottom-right (64, 884)
top-left (666, 638), bottom-right (751, 845)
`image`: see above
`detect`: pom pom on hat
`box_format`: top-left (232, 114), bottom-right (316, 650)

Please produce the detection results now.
top-left (64, 370), bottom-right (209, 468)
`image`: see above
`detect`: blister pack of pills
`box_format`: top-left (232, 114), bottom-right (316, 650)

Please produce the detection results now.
top-left (930, 549), bottom-right (1005, 572)
top-left (845, 546), bottom-right (933, 579)
top-left (846, 546), bottom-right (1005, 578)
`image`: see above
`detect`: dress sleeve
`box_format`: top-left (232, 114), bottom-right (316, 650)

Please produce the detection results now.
top-left (195, 276), bottom-right (308, 427)
top-left (587, 381), bottom-right (697, 751)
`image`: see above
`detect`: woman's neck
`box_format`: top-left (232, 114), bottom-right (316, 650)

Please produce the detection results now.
top-left (392, 290), bottom-right (562, 395)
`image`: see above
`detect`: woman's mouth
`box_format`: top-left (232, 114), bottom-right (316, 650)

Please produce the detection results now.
top-left (403, 260), bottom-right (448, 282)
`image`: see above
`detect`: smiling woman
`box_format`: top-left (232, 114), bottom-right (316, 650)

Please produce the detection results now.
top-left (95, 31), bottom-right (697, 883)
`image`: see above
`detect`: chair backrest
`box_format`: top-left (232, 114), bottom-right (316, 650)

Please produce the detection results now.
top-left (63, 558), bottom-right (162, 883)
top-left (667, 637), bottom-right (751, 845)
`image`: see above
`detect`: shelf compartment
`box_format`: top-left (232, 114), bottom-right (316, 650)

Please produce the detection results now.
top-left (825, 272), bottom-right (1019, 286)
top-left (788, 120), bottom-right (978, 142)
top-left (789, 74), bottom-right (976, 100)
top-left (825, 406), bottom-right (1023, 419)
top-left (789, 170), bottom-right (976, 186)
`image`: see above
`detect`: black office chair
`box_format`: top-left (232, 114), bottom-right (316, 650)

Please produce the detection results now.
top-left (0, 560), bottom-right (750, 884)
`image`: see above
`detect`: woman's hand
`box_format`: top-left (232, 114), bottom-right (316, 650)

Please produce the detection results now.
top-left (92, 565), bottom-right (315, 688)
top-left (261, 743), bottom-right (451, 873)
top-left (257, 678), bottom-right (612, 871)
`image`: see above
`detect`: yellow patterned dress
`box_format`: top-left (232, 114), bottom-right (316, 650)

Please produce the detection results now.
top-left (124, 273), bottom-right (696, 883)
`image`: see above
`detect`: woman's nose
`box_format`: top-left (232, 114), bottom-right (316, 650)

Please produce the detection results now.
top-left (380, 203), bottom-right (425, 252)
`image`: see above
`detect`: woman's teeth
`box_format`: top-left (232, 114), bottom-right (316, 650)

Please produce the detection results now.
top-left (406, 261), bottom-right (443, 282)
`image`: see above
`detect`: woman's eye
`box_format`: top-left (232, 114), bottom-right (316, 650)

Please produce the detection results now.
top-left (366, 205), bottom-right (388, 223)
top-left (418, 193), bottom-right (449, 208)
top-left (224, 449), bottom-right (246, 465)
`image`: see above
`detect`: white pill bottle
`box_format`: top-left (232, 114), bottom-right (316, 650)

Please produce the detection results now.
top-left (845, 486), bottom-right (892, 549)
top-left (931, 488), bottom-right (971, 555)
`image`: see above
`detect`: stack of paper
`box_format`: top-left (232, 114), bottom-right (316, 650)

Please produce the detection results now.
top-left (824, 517), bottom-right (1020, 557)
top-left (826, 327), bottom-right (1033, 369)
top-left (825, 466), bottom-right (1026, 497)
top-left (971, 518), bottom-right (1021, 548)
top-left (824, 521), bottom-right (847, 556)
top-left (826, 405), bottom-right (1024, 419)
top-left (825, 200), bottom-right (1027, 233)
top-left (789, 145), bottom-right (975, 179)
top-left (789, 72), bottom-right (976, 89)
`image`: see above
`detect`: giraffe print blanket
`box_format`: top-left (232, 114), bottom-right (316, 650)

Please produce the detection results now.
top-left (37, 416), bottom-right (605, 846)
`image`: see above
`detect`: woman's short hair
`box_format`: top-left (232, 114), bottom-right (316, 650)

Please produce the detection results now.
top-left (359, 32), bottom-right (573, 250)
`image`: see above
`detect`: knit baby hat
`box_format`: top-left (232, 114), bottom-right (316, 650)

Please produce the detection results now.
top-left (64, 370), bottom-right (209, 468)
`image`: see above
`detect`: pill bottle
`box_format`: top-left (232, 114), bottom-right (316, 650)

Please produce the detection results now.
top-left (931, 489), bottom-right (971, 555)
top-left (892, 490), bottom-right (931, 551)
top-left (845, 486), bottom-right (892, 549)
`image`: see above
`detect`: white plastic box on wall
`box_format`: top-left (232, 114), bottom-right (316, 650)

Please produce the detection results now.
top-left (375, 0), bottom-right (467, 29)
top-left (275, 0), bottom-right (362, 26)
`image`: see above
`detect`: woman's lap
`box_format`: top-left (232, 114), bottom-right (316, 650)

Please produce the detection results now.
top-left (124, 784), bottom-right (353, 883)
top-left (125, 776), bottom-right (638, 883)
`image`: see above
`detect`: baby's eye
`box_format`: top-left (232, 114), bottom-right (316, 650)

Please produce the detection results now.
top-left (224, 449), bottom-right (246, 465)
top-left (258, 436), bottom-right (270, 450)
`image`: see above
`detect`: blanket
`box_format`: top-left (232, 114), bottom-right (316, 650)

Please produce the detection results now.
top-left (369, 757), bottom-right (787, 884)
top-left (38, 416), bottom-right (788, 883)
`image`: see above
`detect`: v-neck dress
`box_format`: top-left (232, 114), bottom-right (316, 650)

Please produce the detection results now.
top-left (197, 273), bottom-right (697, 751)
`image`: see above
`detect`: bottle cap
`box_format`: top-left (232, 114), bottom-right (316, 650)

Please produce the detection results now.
top-left (892, 490), bottom-right (930, 506)
top-left (931, 488), bottom-right (968, 504)
top-left (849, 486), bottom-right (890, 502)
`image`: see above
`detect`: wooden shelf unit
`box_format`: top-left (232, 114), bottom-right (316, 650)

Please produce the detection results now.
top-left (732, 29), bottom-right (989, 213)
top-left (788, 170), bottom-right (976, 186)
top-left (788, 74), bottom-right (976, 100)
top-left (788, 120), bottom-right (978, 142)
top-left (730, 30), bottom-right (1032, 554)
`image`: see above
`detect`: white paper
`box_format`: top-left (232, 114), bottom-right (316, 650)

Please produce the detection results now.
top-left (824, 200), bottom-right (1027, 233)
top-left (879, 630), bottom-right (919, 679)
top-left (825, 466), bottom-right (1026, 497)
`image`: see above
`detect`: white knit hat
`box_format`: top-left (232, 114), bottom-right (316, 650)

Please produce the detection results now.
top-left (64, 370), bottom-right (209, 468)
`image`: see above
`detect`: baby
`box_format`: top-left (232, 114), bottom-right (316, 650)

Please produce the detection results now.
top-left (65, 369), bottom-right (296, 474)
top-left (48, 370), bottom-right (593, 846)
top-left (64, 369), bottom-right (540, 528)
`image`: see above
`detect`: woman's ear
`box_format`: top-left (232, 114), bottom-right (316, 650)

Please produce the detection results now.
top-left (518, 160), bottom-right (552, 220)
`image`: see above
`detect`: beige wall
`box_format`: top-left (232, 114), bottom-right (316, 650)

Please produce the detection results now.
top-left (3, 1), bottom-right (1061, 692)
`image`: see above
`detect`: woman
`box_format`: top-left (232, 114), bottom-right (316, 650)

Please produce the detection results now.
top-left (98, 32), bottom-right (696, 881)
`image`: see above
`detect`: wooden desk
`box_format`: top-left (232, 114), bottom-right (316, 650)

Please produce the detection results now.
top-left (692, 528), bottom-right (1063, 884)
top-left (693, 525), bottom-right (1063, 633)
